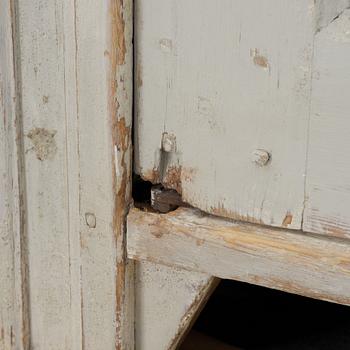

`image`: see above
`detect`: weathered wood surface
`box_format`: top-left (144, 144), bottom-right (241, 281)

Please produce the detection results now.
top-left (135, 261), bottom-right (217, 350)
top-left (3, 0), bottom-right (134, 348)
top-left (0, 0), bottom-right (29, 347)
top-left (135, 0), bottom-right (315, 230)
top-left (135, 0), bottom-right (350, 238)
top-left (304, 8), bottom-right (350, 239)
top-left (127, 207), bottom-right (350, 306)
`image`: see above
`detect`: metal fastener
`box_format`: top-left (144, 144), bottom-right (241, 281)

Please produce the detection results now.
top-left (251, 149), bottom-right (270, 166)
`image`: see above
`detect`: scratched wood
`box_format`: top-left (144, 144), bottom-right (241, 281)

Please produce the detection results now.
top-left (135, 0), bottom-right (316, 230)
top-left (0, 1), bottom-right (29, 347)
top-left (135, 261), bottom-right (217, 350)
top-left (13, 0), bottom-right (133, 348)
top-left (128, 207), bottom-right (350, 306)
top-left (303, 8), bottom-right (350, 239)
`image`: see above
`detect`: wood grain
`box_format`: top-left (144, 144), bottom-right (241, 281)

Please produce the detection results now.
top-left (135, 0), bottom-right (315, 230)
top-left (128, 207), bottom-right (350, 306)
top-left (12, 0), bottom-right (134, 348)
top-left (304, 8), bottom-right (350, 239)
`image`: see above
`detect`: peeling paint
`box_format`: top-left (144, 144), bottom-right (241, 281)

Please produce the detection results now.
top-left (115, 0), bottom-right (126, 65)
top-left (282, 213), bottom-right (293, 227)
top-left (162, 165), bottom-right (182, 194)
top-left (27, 127), bottom-right (57, 160)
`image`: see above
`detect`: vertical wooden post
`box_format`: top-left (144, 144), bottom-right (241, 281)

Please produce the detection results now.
top-left (1, 0), bottom-right (134, 348)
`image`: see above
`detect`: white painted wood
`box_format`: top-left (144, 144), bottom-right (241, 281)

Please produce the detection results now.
top-left (135, 0), bottom-right (316, 229)
top-left (315, 0), bottom-right (350, 32)
top-left (18, 0), bottom-right (80, 346)
top-left (74, 0), bottom-right (134, 348)
top-left (13, 0), bottom-right (133, 348)
top-left (128, 207), bottom-right (350, 306)
top-left (0, 1), bottom-right (29, 348)
top-left (303, 9), bottom-right (350, 239)
top-left (135, 261), bottom-right (217, 350)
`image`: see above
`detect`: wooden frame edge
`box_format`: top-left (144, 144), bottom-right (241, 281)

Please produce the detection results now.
top-left (127, 207), bottom-right (350, 306)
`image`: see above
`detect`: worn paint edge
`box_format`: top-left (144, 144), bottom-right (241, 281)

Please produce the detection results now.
top-left (128, 207), bottom-right (350, 306)
top-left (7, 0), bottom-right (31, 347)
top-left (168, 277), bottom-right (219, 350)
top-left (108, 0), bottom-right (134, 349)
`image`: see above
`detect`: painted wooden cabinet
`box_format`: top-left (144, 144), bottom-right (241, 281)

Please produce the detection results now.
top-left (2, 1), bottom-right (350, 349)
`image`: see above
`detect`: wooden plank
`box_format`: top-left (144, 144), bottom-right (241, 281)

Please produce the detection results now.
top-left (303, 8), bottom-right (350, 239)
top-left (135, 261), bottom-right (217, 350)
top-left (16, 0), bottom-right (133, 348)
top-left (127, 207), bottom-right (350, 306)
top-left (0, 0), bottom-right (29, 348)
top-left (135, 0), bottom-right (315, 229)
top-left (74, 0), bottom-right (134, 348)
top-left (17, 0), bottom-right (80, 346)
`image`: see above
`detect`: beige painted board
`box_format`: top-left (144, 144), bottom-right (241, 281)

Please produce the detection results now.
top-left (303, 9), bottom-right (350, 239)
top-left (74, 0), bottom-right (134, 349)
top-left (128, 207), bottom-right (350, 306)
top-left (0, 0), bottom-right (29, 347)
top-left (18, 0), bottom-right (80, 346)
top-left (135, 261), bottom-right (217, 350)
top-left (16, 0), bottom-right (133, 348)
top-left (135, 0), bottom-right (316, 230)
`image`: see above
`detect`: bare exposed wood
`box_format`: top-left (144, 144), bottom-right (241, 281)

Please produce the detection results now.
top-left (127, 207), bottom-right (350, 306)
top-left (135, 261), bottom-right (217, 350)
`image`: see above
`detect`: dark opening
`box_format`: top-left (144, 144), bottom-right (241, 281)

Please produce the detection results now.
top-left (132, 174), bottom-right (153, 208)
top-left (180, 279), bottom-right (350, 350)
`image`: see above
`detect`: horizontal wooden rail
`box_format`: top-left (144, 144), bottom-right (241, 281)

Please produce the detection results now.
top-left (127, 207), bottom-right (350, 305)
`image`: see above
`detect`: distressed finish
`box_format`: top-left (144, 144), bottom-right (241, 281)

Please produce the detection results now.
top-left (304, 8), bottom-right (350, 239)
top-left (135, 0), bottom-right (315, 230)
top-left (128, 207), bottom-right (350, 306)
top-left (135, 261), bottom-right (217, 350)
top-left (135, 0), bottom-right (350, 238)
top-left (1, 0), bottom-right (133, 348)
top-left (0, 0), bottom-right (29, 347)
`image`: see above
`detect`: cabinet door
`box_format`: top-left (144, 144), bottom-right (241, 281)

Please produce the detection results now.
top-left (135, 0), bottom-right (350, 238)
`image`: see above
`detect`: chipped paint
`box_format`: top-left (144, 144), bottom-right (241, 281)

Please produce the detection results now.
top-left (210, 202), bottom-right (265, 225)
top-left (159, 38), bottom-right (173, 53)
top-left (282, 213), bottom-right (293, 227)
top-left (27, 128), bottom-right (57, 160)
top-left (108, 0), bottom-right (133, 348)
top-left (251, 48), bottom-right (269, 69)
top-left (141, 167), bottom-right (161, 184)
top-left (162, 165), bottom-right (182, 194)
